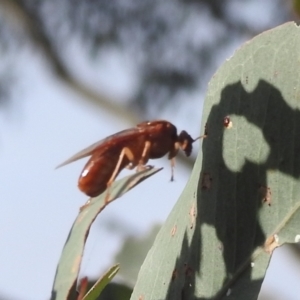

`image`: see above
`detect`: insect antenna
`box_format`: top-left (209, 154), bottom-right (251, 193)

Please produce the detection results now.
top-left (193, 124), bottom-right (208, 142)
top-left (192, 134), bottom-right (206, 143)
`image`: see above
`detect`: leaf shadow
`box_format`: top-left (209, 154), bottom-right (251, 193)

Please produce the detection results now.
top-left (165, 79), bottom-right (300, 299)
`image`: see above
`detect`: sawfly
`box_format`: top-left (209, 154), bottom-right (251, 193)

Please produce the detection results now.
top-left (57, 120), bottom-right (204, 200)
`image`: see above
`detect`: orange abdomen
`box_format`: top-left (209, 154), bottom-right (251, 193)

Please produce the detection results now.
top-left (78, 152), bottom-right (128, 197)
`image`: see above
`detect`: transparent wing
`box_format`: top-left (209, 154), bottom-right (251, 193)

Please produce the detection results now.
top-left (56, 127), bottom-right (142, 169)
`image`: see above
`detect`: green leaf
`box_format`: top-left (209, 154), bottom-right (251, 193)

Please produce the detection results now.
top-left (82, 265), bottom-right (119, 300)
top-left (51, 167), bottom-right (162, 300)
top-left (131, 22), bottom-right (300, 299)
top-left (96, 282), bottom-right (132, 300)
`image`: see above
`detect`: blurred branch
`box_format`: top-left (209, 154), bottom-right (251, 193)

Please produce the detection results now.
top-left (8, 0), bottom-right (139, 125)
top-left (3, 0), bottom-right (196, 170)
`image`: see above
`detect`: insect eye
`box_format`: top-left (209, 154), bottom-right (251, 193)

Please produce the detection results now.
top-left (178, 130), bottom-right (193, 156)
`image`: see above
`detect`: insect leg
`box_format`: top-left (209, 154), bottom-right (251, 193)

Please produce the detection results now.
top-left (170, 157), bottom-right (175, 182)
top-left (137, 141), bottom-right (151, 172)
top-left (169, 142), bottom-right (180, 181)
top-left (126, 163), bottom-right (135, 170)
top-left (105, 147), bottom-right (135, 202)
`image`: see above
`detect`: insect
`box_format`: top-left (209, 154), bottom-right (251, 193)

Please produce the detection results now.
top-left (57, 120), bottom-right (204, 200)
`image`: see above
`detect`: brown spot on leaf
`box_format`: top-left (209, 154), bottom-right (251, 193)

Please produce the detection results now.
top-left (259, 185), bottom-right (272, 206)
top-left (264, 234), bottom-right (279, 254)
top-left (184, 264), bottom-right (194, 278)
top-left (79, 199), bottom-right (92, 213)
top-left (138, 295), bottom-right (144, 300)
top-left (202, 172), bottom-right (212, 190)
top-left (172, 268), bottom-right (178, 281)
top-left (223, 116), bottom-right (232, 128)
top-left (189, 203), bottom-right (196, 229)
top-left (204, 122), bottom-right (208, 137)
top-left (171, 225), bottom-right (177, 236)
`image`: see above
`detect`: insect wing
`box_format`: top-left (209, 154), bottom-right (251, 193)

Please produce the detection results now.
top-left (56, 127), bottom-right (143, 169)
top-left (56, 139), bottom-right (107, 169)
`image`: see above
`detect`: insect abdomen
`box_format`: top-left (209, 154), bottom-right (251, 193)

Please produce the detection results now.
top-left (78, 152), bottom-right (127, 197)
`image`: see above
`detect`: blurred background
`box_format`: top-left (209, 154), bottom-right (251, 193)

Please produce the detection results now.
top-left (0, 1), bottom-right (300, 299)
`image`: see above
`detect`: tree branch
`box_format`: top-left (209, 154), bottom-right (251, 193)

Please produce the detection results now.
top-left (8, 0), bottom-right (139, 124)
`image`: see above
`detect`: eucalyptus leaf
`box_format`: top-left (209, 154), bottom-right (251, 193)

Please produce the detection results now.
top-left (51, 167), bottom-right (162, 300)
top-left (82, 265), bottom-right (119, 300)
top-left (131, 22), bottom-right (300, 300)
